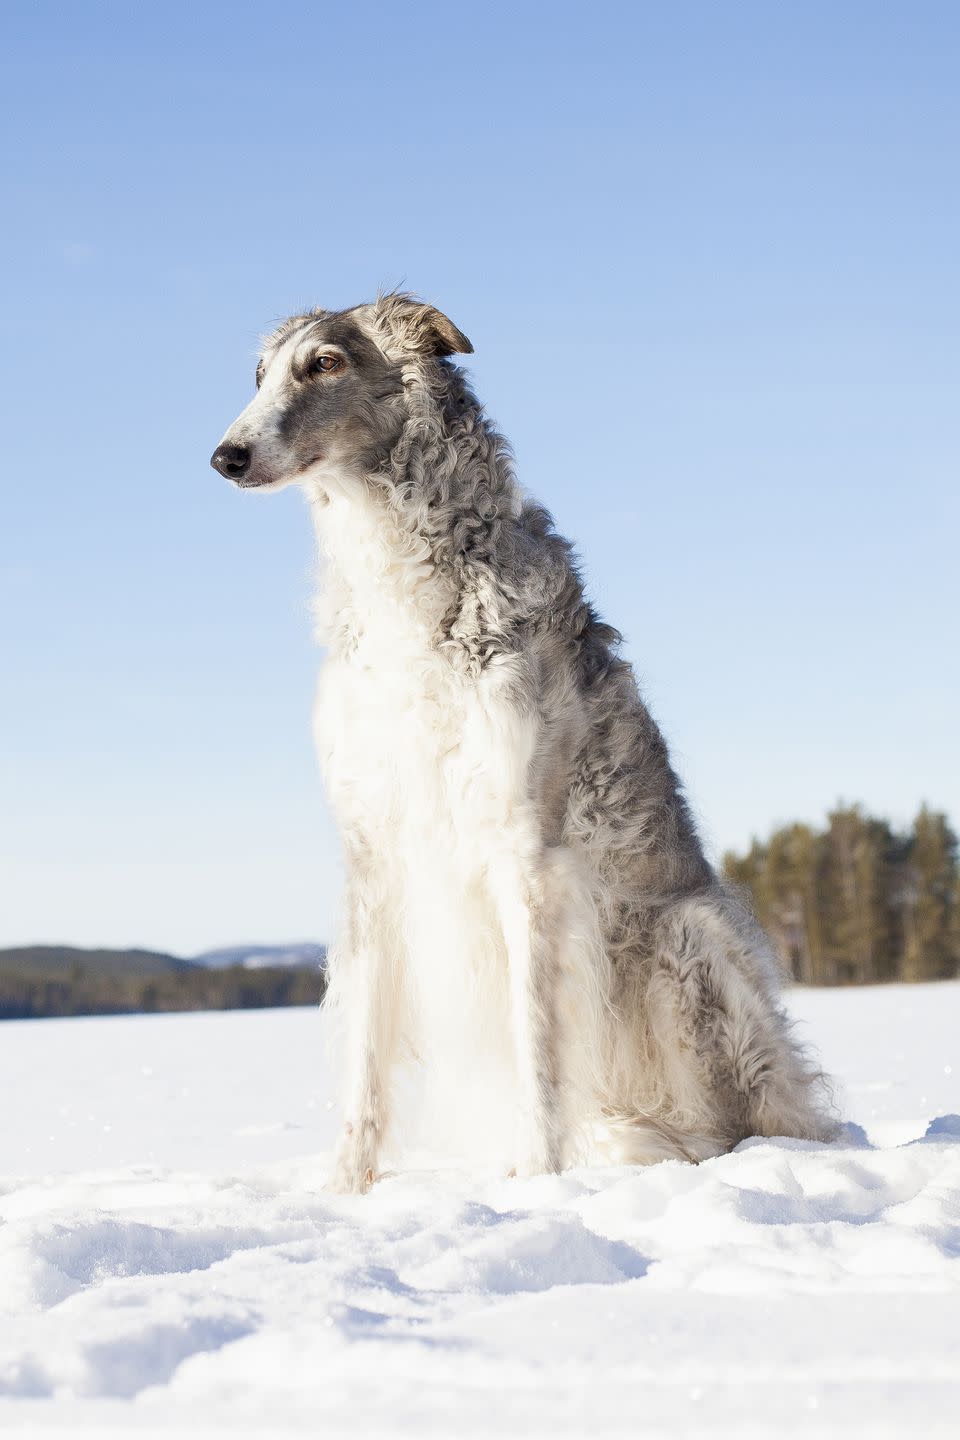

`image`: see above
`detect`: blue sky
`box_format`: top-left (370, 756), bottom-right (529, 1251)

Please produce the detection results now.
top-left (2, 1), bottom-right (957, 954)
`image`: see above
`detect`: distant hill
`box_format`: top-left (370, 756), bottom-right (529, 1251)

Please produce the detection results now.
top-left (0, 945), bottom-right (326, 1021)
top-left (193, 944), bottom-right (326, 971)
top-left (0, 944), bottom-right (329, 1022)
top-left (0, 946), bottom-right (196, 977)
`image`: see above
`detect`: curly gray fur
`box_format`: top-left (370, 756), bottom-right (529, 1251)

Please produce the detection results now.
top-left (211, 292), bottom-right (836, 1190)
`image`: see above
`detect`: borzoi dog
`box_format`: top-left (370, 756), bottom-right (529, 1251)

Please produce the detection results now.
top-left (211, 293), bottom-right (833, 1193)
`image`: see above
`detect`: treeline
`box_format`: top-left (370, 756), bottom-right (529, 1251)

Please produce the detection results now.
top-left (723, 805), bottom-right (960, 985)
top-left (0, 963), bottom-right (327, 1021)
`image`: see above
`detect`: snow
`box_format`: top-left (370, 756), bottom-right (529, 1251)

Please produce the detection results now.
top-left (1, 984), bottom-right (958, 1437)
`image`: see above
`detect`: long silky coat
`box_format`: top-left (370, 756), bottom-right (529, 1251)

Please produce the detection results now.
top-left (211, 294), bottom-right (834, 1192)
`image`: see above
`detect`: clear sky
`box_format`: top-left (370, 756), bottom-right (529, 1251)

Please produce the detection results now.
top-left (2, 1), bottom-right (957, 955)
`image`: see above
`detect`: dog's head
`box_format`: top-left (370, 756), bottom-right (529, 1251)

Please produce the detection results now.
top-left (210, 295), bottom-right (472, 492)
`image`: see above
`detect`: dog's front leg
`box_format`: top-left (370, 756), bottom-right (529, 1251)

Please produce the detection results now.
top-left (492, 842), bottom-right (564, 1177)
top-left (328, 863), bottom-right (398, 1195)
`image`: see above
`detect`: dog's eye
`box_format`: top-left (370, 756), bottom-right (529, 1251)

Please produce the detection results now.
top-left (312, 355), bottom-right (343, 375)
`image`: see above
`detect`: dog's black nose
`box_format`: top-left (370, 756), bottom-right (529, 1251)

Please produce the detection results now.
top-left (211, 442), bottom-right (251, 480)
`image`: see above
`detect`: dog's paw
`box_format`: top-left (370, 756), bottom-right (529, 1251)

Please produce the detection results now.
top-left (326, 1120), bottom-right (380, 1195)
top-left (512, 1123), bottom-right (564, 1177)
top-left (509, 1145), bottom-right (562, 1180)
top-left (327, 1129), bottom-right (377, 1194)
top-left (326, 1161), bottom-right (377, 1196)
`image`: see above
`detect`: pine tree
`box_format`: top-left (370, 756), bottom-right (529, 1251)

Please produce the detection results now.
top-left (724, 804), bottom-right (958, 984)
top-left (761, 824), bottom-right (823, 982)
top-left (901, 807), bottom-right (958, 981)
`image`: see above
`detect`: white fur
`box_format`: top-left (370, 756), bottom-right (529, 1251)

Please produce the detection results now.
top-left (211, 296), bottom-right (834, 1194)
top-left (312, 479), bottom-right (568, 1180)
top-left (308, 473), bottom-right (764, 1190)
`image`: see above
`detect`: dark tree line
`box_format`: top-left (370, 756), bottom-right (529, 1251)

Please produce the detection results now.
top-left (0, 963), bottom-right (326, 1021)
top-left (723, 805), bottom-right (960, 985)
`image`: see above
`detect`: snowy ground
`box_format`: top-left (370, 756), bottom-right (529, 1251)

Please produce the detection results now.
top-left (1, 985), bottom-right (958, 1438)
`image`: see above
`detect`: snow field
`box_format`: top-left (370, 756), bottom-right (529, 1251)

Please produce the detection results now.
top-left (0, 983), bottom-right (958, 1437)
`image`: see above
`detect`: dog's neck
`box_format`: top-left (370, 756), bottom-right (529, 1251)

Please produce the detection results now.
top-left (307, 402), bottom-right (522, 667)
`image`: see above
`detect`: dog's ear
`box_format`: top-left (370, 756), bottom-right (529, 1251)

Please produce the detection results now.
top-left (420, 305), bottom-right (473, 357)
top-left (375, 293), bottom-right (473, 358)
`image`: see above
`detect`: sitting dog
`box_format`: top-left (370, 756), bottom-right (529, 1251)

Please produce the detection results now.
top-left (211, 293), bottom-right (833, 1193)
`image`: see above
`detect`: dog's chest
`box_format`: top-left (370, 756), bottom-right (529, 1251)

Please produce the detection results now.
top-left (316, 625), bottom-right (527, 850)
top-left (311, 491), bottom-right (532, 857)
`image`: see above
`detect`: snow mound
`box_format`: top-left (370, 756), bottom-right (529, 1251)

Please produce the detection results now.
top-left (0, 983), bottom-right (958, 1436)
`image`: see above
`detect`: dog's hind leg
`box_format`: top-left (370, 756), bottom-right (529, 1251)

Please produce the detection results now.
top-left (648, 896), bottom-right (835, 1149)
top-left (327, 852), bottom-right (402, 1194)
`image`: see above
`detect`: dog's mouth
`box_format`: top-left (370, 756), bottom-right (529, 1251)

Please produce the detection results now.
top-left (233, 474), bottom-right (275, 489)
top-left (235, 455), bottom-right (325, 489)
